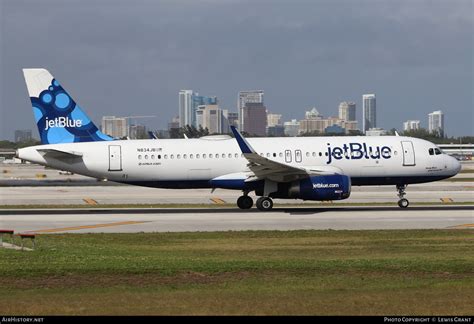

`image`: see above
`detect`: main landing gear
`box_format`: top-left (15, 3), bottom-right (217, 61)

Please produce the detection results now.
top-left (256, 197), bottom-right (273, 211)
top-left (237, 193), bottom-right (274, 211)
top-left (237, 194), bottom-right (253, 210)
top-left (396, 184), bottom-right (409, 208)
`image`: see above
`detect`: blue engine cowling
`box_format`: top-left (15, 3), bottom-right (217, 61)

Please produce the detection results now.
top-left (290, 175), bottom-right (351, 201)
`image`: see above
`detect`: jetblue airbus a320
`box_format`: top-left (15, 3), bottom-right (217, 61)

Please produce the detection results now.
top-left (17, 69), bottom-right (461, 211)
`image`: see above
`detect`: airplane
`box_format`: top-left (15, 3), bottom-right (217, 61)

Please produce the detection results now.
top-left (16, 68), bottom-right (461, 211)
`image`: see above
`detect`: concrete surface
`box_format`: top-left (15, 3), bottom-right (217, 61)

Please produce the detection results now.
top-left (0, 206), bottom-right (472, 233)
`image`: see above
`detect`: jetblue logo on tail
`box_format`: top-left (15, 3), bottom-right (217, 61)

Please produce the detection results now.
top-left (326, 143), bottom-right (391, 164)
top-left (45, 117), bottom-right (83, 130)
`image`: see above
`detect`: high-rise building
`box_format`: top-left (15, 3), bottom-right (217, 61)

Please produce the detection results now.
top-left (338, 101), bottom-right (356, 121)
top-left (267, 113), bottom-right (282, 128)
top-left (14, 129), bottom-right (32, 142)
top-left (283, 119), bottom-right (300, 137)
top-left (227, 112), bottom-right (239, 130)
top-left (298, 107), bottom-right (358, 135)
top-left (428, 110), bottom-right (444, 136)
top-left (238, 90), bottom-right (264, 131)
top-left (196, 104), bottom-right (225, 134)
top-left (241, 102), bottom-right (267, 136)
top-left (403, 120), bottom-right (420, 132)
top-left (101, 116), bottom-right (128, 138)
top-left (362, 94), bottom-right (376, 133)
top-left (179, 90), bottom-right (217, 127)
top-left (179, 90), bottom-right (194, 127)
top-left (128, 124), bottom-right (147, 139)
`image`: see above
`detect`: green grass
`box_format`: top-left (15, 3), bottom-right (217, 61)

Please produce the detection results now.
top-left (0, 230), bottom-right (472, 315)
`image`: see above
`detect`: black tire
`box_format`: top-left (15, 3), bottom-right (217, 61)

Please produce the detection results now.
top-left (256, 197), bottom-right (273, 211)
top-left (237, 196), bottom-right (253, 209)
top-left (398, 198), bottom-right (409, 208)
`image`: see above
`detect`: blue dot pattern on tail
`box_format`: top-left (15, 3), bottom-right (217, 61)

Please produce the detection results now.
top-left (30, 79), bottom-right (113, 144)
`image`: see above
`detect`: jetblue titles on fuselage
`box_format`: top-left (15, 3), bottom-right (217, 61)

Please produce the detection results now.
top-left (326, 142), bottom-right (392, 164)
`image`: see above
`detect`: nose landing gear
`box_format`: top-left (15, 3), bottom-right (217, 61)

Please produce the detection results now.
top-left (397, 184), bottom-right (409, 208)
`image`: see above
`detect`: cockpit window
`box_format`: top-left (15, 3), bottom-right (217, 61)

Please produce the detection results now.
top-left (429, 148), bottom-right (434, 156)
top-left (434, 148), bottom-right (442, 155)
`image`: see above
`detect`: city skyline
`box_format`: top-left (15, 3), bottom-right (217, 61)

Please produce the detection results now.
top-left (1, 0), bottom-right (472, 140)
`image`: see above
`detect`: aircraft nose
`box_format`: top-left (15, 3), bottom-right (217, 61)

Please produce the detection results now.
top-left (450, 156), bottom-right (462, 175)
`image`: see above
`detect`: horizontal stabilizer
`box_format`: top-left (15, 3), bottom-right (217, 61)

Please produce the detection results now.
top-left (37, 148), bottom-right (83, 159)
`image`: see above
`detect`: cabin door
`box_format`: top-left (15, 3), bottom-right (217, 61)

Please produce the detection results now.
top-left (108, 145), bottom-right (122, 171)
top-left (401, 141), bottom-right (415, 166)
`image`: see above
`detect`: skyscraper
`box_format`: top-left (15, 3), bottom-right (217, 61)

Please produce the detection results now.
top-left (362, 94), bottom-right (376, 133)
top-left (241, 102), bottom-right (267, 136)
top-left (338, 101), bottom-right (356, 121)
top-left (403, 120), bottom-right (420, 132)
top-left (179, 90), bottom-right (217, 127)
top-left (267, 113), bottom-right (282, 127)
top-left (196, 104), bottom-right (225, 134)
top-left (238, 90), bottom-right (264, 131)
top-left (101, 116), bottom-right (128, 138)
top-left (179, 90), bottom-right (194, 127)
top-left (428, 110), bottom-right (444, 136)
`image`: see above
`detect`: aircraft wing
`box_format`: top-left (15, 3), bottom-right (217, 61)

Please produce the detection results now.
top-left (37, 148), bottom-right (83, 160)
top-left (230, 126), bottom-right (340, 183)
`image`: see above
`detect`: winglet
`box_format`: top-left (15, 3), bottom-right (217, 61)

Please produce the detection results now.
top-left (230, 126), bottom-right (255, 154)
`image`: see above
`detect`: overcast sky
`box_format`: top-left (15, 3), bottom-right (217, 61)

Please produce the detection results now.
top-left (1, 0), bottom-right (472, 140)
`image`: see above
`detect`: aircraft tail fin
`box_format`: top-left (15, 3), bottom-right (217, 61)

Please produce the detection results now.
top-left (22, 68), bottom-right (113, 144)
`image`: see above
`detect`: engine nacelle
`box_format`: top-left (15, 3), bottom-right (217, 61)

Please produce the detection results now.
top-left (289, 175), bottom-right (351, 201)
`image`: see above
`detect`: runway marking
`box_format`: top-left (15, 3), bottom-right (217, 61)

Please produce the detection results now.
top-left (26, 221), bottom-right (149, 233)
top-left (210, 198), bottom-right (226, 205)
top-left (440, 198), bottom-right (453, 203)
top-left (447, 224), bottom-right (474, 229)
top-left (83, 198), bottom-right (98, 205)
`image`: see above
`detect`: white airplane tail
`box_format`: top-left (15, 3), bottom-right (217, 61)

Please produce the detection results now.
top-left (23, 68), bottom-right (113, 144)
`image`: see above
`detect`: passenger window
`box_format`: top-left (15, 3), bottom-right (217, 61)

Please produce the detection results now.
top-left (196, 154), bottom-right (200, 159)
top-left (429, 148), bottom-right (434, 155)
top-left (306, 152), bottom-right (310, 157)
top-left (164, 155), bottom-right (168, 159)
top-left (158, 155), bottom-right (161, 159)
top-left (170, 154), bottom-right (174, 159)
top-left (222, 153), bottom-right (226, 158)
top-left (183, 154), bottom-right (187, 159)
top-left (145, 155), bottom-right (148, 159)
top-left (151, 155), bottom-right (155, 159)
top-left (203, 154), bottom-right (206, 159)
top-left (319, 152), bottom-right (322, 157)
top-left (209, 154), bottom-right (213, 158)
top-left (138, 155), bottom-right (142, 160)
top-left (279, 152), bottom-right (283, 158)
top-left (235, 153), bottom-right (239, 158)
top-left (435, 148), bottom-right (442, 155)
top-left (215, 154), bottom-right (219, 159)
top-left (273, 153), bottom-right (276, 157)
top-left (190, 154), bottom-right (193, 159)
top-left (177, 154), bottom-right (181, 159)
top-left (312, 152), bottom-right (316, 157)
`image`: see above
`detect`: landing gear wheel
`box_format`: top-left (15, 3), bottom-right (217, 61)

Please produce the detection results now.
top-left (396, 184), bottom-right (409, 209)
top-left (237, 196), bottom-right (253, 209)
top-left (398, 198), bottom-right (409, 208)
top-left (256, 197), bottom-right (273, 211)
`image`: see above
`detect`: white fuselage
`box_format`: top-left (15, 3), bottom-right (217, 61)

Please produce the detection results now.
top-left (17, 135), bottom-right (461, 189)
